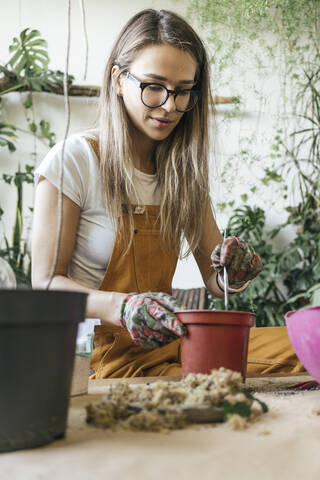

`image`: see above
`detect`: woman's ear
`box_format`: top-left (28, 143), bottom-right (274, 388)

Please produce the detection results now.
top-left (111, 65), bottom-right (123, 96)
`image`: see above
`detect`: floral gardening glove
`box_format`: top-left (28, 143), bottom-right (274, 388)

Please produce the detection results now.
top-left (119, 292), bottom-right (187, 349)
top-left (211, 236), bottom-right (262, 289)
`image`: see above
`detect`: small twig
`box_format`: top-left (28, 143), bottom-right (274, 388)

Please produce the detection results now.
top-left (79, 0), bottom-right (89, 81)
top-left (46, 0), bottom-right (71, 290)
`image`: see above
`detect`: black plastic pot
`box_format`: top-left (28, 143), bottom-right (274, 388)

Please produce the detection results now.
top-left (0, 289), bottom-right (87, 452)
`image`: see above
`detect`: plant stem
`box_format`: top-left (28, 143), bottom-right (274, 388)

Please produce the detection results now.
top-left (0, 82), bottom-right (27, 95)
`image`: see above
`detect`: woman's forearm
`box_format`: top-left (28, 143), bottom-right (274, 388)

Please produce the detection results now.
top-left (33, 274), bottom-right (126, 326)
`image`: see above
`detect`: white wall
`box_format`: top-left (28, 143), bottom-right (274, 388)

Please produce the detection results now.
top-left (0, 0), bottom-right (300, 288)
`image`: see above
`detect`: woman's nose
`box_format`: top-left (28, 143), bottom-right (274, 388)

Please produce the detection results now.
top-left (161, 93), bottom-right (177, 112)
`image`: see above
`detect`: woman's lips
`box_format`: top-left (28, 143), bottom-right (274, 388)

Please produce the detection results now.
top-left (151, 117), bottom-right (173, 128)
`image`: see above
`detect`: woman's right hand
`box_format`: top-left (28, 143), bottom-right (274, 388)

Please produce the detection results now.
top-left (119, 292), bottom-right (186, 349)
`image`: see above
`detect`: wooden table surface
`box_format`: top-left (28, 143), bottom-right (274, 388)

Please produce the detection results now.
top-left (1, 374), bottom-right (320, 480)
top-left (88, 372), bottom-right (312, 392)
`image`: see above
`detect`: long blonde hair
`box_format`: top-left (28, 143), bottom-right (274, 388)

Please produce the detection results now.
top-left (92, 9), bottom-right (212, 256)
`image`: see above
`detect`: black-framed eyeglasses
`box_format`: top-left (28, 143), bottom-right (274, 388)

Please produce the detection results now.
top-left (124, 71), bottom-right (200, 112)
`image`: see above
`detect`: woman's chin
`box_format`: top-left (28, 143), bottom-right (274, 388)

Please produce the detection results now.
top-left (147, 127), bottom-right (174, 142)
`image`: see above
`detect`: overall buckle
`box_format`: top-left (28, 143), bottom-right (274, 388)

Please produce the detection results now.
top-left (133, 205), bottom-right (145, 214)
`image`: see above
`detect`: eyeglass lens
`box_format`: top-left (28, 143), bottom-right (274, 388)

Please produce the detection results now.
top-left (142, 85), bottom-right (197, 112)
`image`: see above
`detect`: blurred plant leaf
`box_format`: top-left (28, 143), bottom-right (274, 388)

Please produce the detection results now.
top-left (7, 28), bottom-right (49, 76)
top-left (0, 123), bottom-right (17, 151)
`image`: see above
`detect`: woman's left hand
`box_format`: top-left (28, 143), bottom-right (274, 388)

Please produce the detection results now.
top-left (211, 236), bottom-right (262, 288)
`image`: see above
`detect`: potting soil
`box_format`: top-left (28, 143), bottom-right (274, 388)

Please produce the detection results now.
top-left (86, 367), bottom-right (268, 432)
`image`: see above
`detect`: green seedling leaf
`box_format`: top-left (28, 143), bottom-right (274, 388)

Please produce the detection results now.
top-left (254, 397), bottom-right (269, 413)
top-left (223, 401), bottom-right (252, 418)
top-left (243, 390), bottom-right (268, 413)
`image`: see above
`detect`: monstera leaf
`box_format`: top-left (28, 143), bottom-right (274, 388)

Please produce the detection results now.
top-left (1, 29), bottom-right (74, 95)
top-left (7, 28), bottom-right (49, 77)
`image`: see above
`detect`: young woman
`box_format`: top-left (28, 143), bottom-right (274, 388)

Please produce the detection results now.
top-left (32, 9), bottom-right (304, 378)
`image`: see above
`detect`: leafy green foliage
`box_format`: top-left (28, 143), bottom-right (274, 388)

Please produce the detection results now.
top-left (0, 165), bottom-right (34, 286)
top-left (39, 119), bottom-right (56, 147)
top-left (223, 400), bottom-right (251, 418)
top-left (188, 0), bottom-right (320, 213)
top-left (243, 389), bottom-right (268, 413)
top-left (261, 168), bottom-right (283, 185)
top-left (0, 28), bottom-right (74, 95)
top-left (203, 34), bottom-right (320, 326)
top-left (0, 28), bottom-right (69, 285)
top-left (0, 123), bottom-right (17, 152)
top-left (7, 28), bottom-right (49, 76)
top-left (207, 202), bottom-right (320, 325)
top-left (222, 388), bottom-right (268, 419)
top-left (187, 0), bottom-right (320, 98)
top-left (207, 206), bottom-right (286, 325)
top-left (0, 65), bottom-right (17, 79)
top-left (26, 68), bottom-right (73, 94)
top-left (188, 1), bottom-right (320, 49)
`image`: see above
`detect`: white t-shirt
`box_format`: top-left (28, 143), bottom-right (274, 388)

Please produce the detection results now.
top-left (35, 133), bottom-right (160, 289)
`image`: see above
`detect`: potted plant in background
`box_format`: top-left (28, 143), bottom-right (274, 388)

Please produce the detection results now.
top-left (194, 0), bottom-right (320, 327)
top-left (0, 29), bottom-right (87, 453)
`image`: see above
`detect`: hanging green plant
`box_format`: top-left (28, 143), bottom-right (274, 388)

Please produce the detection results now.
top-left (0, 123), bottom-right (17, 152)
top-left (0, 28), bottom-right (71, 286)
top-left (0, 28), bottom-right (74, 96)
top-left (188, 0), bottom-right (320, 54)
top-left (187, 0), bottom-right (320, 179)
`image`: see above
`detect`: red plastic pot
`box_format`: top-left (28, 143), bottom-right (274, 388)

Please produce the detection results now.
top-left (176, 310), bottom-right (255, 379)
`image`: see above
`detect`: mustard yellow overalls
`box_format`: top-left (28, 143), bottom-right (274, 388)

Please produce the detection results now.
top-left (87, 139), bottom-right (305, 379)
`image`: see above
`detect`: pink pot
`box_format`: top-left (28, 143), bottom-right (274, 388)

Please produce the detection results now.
top-left (176, 310), bottom-right (255, 379)
top-left (285, 306), bottom-right (320, 382)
